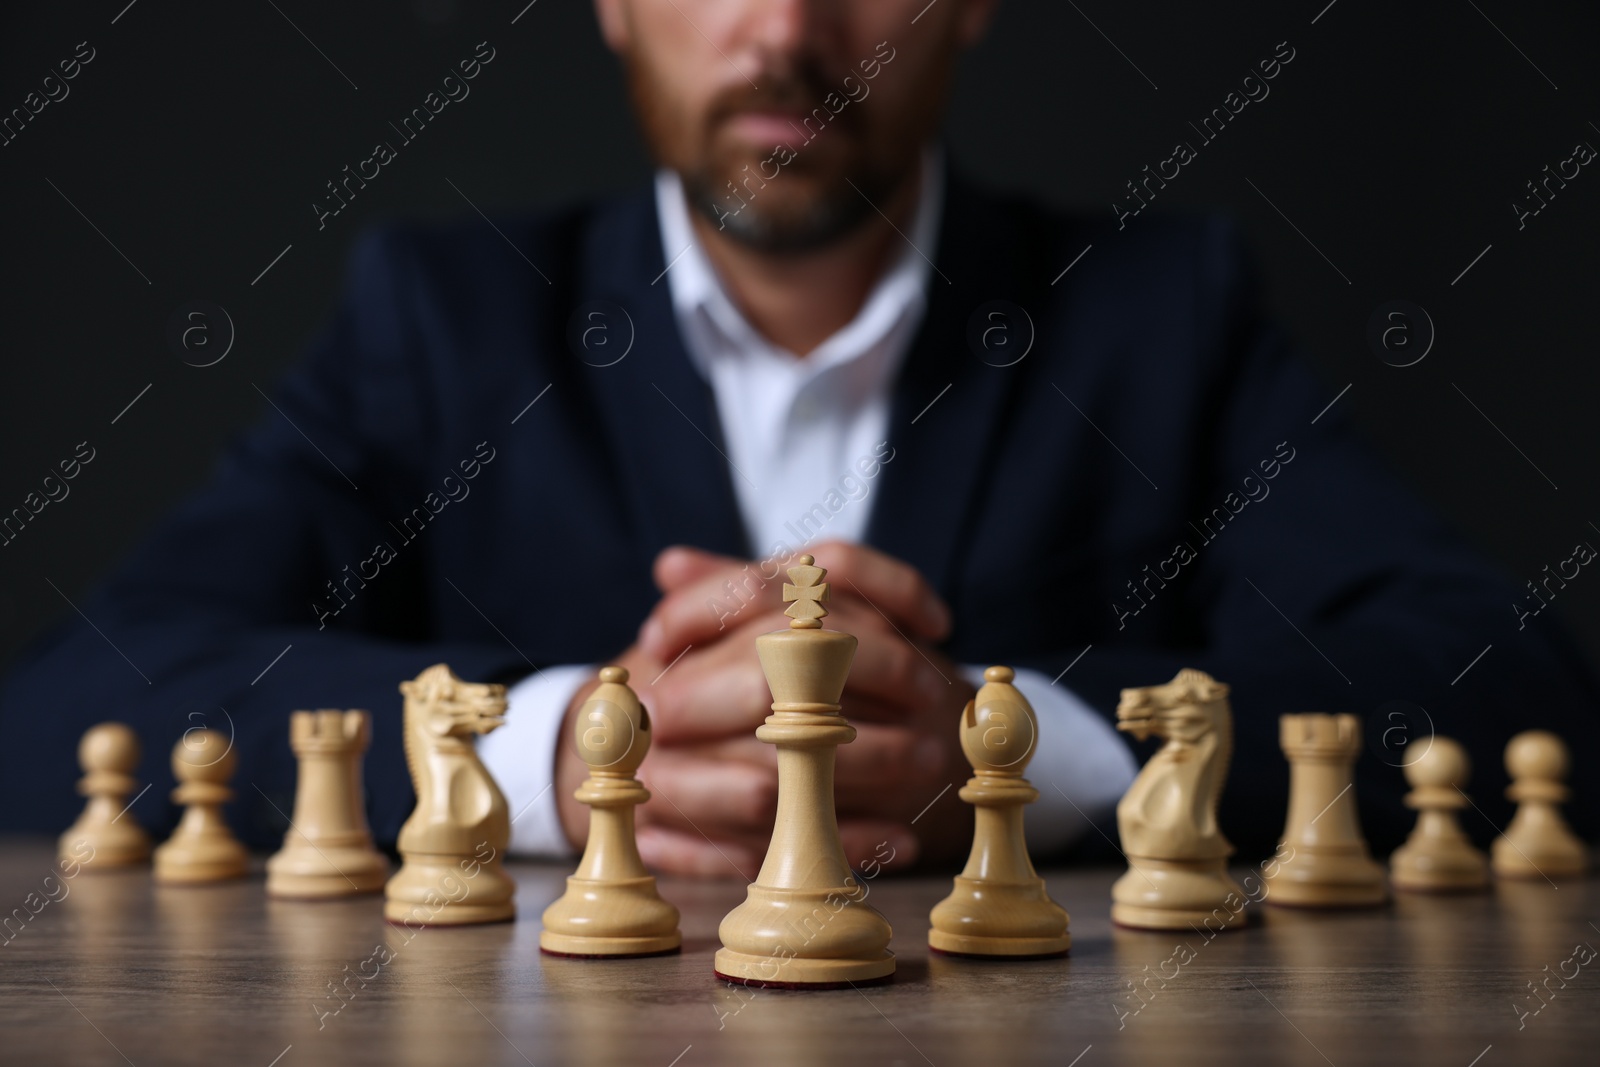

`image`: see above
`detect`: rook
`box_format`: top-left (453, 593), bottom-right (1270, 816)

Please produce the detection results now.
top-left (266, 709), bottom-right (388, 899)
top-left (1266, 713), bottom-right (1385, 907)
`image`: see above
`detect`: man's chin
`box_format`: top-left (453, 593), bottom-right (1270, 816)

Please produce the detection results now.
top-left (681, 160), bottom-right (889, 254)
top-left (692, 188), bottom-right (874, 254)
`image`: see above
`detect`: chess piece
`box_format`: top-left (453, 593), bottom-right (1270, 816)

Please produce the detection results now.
top-left (714, 555), bottom-right (895, 987)
top-left (266, 709), bottom-right (389, 899)
top-left (1110, 669), bottom-right (1247, 931)
top-left (384, 664), bottom-right (516, 925)
top-left (59, 722), bottom-right (151, 870)
top-left (1493, 730), bottom-right (1587, 880)
top-left (1389, 735), bottom-right (1489, 892)
top-left (540, 666), bottom-right (682, 957)
top-left (928, 666), bottom-right (1070, 957)
top-left (1265, 713), bottom-right (1386, 907)
top-left (153, 728), bottom-right (249, 884)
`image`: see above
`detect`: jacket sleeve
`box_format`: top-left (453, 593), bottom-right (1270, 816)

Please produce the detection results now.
top-left (0, 228), bottom-right (532, 847)
top-left (1034, 216), bottom-right (1600, 861)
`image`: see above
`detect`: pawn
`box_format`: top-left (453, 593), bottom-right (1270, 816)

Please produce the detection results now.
top-left (153, 729), bottom-right (249, 884)
top-left (59, 722), bottom-right (152, 870)
top-left (266, 710), bottom-right (389, 899)
top-left (1493, 730), bottom-right (1587, 880)
top-left (540, 667), bottom-right (681, 957)
top-left (1389, 736), bottom-right (1488, 892)
top-left (929, 666), bottom-right (1070, 958)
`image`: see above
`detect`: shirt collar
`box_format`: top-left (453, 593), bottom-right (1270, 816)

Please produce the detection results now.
top-left (654, 144), bottom-right (944, 380)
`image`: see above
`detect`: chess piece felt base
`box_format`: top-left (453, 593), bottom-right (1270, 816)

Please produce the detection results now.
top-left (540, 875), bottom-right (683, 957)
top-left (384, 908), bottom-right (515, 927)
top-left (542, 942), bottom-right (680, 959)
top-left (1264, 848), bottom-right (1387, 908)
top-left (713, 947), bottom-right (896, 987)
top-left (711, 969), bottom-right (894, 991)
top-left (383, 854), bottom-right (515, 925)
top-left (929, 944), bottom-right (1070, 960)
top-left (266, 844), bottom-right (389, 899)
top-left (1111, 857), bottom-right (1249, 931)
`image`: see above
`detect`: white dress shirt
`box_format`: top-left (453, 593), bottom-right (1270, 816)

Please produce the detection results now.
top-left (478, 146), bottom-right (1136, 858)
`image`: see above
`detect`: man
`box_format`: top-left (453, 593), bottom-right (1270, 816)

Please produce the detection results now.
top-left (4, 0), bottom-right (1596, 875)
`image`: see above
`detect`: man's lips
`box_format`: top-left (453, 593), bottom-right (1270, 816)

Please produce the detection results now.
top-left (723, 109), bottom-right (813, 144)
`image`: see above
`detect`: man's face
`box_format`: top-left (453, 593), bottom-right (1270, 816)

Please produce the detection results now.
top-left (595, 0), bottom-right (994, 252)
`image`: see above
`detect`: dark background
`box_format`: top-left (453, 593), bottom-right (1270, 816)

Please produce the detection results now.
top-left (2, 0), bottom-right (1596, 682)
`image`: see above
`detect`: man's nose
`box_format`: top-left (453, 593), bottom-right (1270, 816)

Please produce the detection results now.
top-left (745, 0), bottom-right (819, 63)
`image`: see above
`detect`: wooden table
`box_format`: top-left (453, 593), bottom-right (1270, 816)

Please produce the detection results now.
top-left (2, 838), bottom-right (1595, 1066)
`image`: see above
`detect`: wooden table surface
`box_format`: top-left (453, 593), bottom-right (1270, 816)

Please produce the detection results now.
top-left (1, 837), bottom-right (1596, 1066)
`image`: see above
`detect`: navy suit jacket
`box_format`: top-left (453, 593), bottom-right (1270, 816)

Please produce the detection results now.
top-left (6, 164), bottom-right (1597, 862)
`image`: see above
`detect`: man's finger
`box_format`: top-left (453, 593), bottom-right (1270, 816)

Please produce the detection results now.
top-left (805, 540), bottom-right (951, 640)
top-left (639, 748), bottom-right (779, 837)
top-left (653, 544), bottom-right (742, 594)
top-left (838, 624), bottom-right (957, 713)
top-left (832, 721), bottom-right (946, 801)
top-left (646, 626), bottom-right (777, 744)
top-left (642, 540), bottom-right (951, 661)
top-left (639, 560), bottom-right (786, 661)
top-left (838, 819), bottom-right (919, 873)
top-left (636, 821), bottom-right (916, 879)
top-left (666, 732), bottom-right (778, 768)
top-left (635, 825), bottom-right (763, 880)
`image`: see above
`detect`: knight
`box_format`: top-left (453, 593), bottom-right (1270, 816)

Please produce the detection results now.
top-left (1110, 668), bottom-right (1248, 931)
top-left (383, 663), bottom-right (516, 926)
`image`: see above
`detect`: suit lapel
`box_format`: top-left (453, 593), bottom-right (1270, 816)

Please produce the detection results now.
top-left (866, 166), bottom-right (1042, 596)
top-left (576, 187), bottom-right (751, 561)
top-left (572, 164), bottom-right (1038, 589)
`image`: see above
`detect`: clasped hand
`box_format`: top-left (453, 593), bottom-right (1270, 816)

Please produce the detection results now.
top-left (553, 541), bottom-right (975, 877)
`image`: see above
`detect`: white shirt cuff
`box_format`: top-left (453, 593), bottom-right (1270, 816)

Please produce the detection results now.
top-left (476, 664), bottom-right (595, 858)
top-left (959, 664), bottom-right (1137, 857)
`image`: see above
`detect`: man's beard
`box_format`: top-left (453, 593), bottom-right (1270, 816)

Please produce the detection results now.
top-left (680, 158), bottom-right (895, 254)
top-left (624, 48), bottom-right (918, 253)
